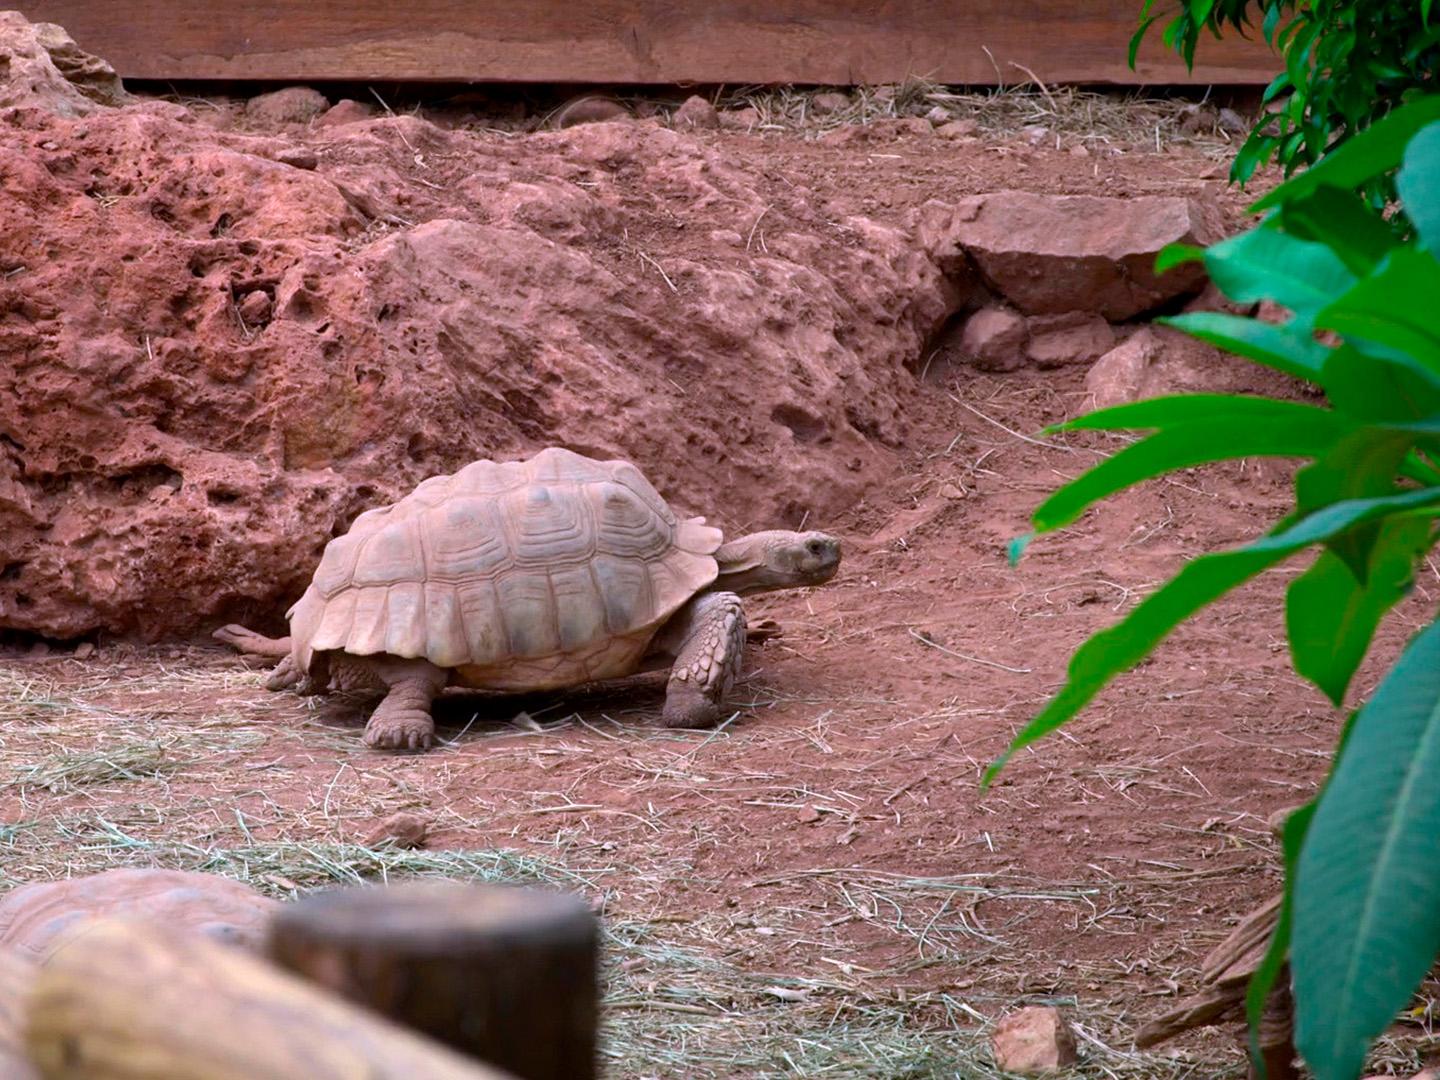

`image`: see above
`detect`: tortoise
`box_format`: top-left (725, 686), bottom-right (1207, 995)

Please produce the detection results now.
top-left (215, 448), bottom-right (842, 750)
top-left (0, 869), bottom-right (277, 962)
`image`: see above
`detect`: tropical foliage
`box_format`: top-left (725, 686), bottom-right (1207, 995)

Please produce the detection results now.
top-left (996, 96), bottom-right (1440, 1080)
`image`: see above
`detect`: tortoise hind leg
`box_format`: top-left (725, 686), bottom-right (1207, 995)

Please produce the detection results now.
top-left (655, 592), bottom-right (746, 728)
top-left (363, 659), bottom-right (448, 751)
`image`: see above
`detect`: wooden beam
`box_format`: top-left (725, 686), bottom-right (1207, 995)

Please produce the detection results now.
top-left (25, 919), bottom-right (516, 1080)
top-left (17, 1), bottom-right (1277, 85)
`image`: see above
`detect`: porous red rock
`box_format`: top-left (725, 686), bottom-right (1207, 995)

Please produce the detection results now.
top-left (0, 11), bottom-right (128, 116)
top-left (0, 869), bottom-right (278, 961)
top-left (928, 191), bottom-right (1221, 319)
top-left (0, 59), bottom-right (954, 639)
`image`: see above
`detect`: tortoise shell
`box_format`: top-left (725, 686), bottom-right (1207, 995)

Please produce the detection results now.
top-left (0, 869), bottom-right (278, 962)
top-left (287, 448), bottom-right (723, 690)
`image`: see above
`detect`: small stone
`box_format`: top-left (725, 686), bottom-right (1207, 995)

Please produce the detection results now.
top-left (73, 641), bottom-right (95, 659)
top-left (924, 106), bottom-right (951, 125)
top-left (960, 307), bottom-right (1028, 372)
top-left (798, 806), bottom-right (822, 824)
top-left (273, 147), bottom-right (317, 170)
top-left (720, 107), bottom-right (762, 131)
top-left (1022, 124), bottom-right (1051, 145)
top-left (818, 124), bottom-right (866, 146)
top-left (316, 99), bottom-right (374, 127)
top-left (1178, 104), bottom-right (1219, 135)
top-left (246, 86), bottom-right (329, 126)
top-left (551, 95), bottom-right (630, 128)
top-left (709, 229), bottom-right (743, 246)
top-left (991, 1006), bottom-right (1078, 1074)
top-left (810, 91), bottom-right (850, 115)
top-left (1085, 329), bottom-right (1160, 409)
top-left (366, 811), bottom-right (429, 849)
top-left (938, 118), bottom-right (979, 139)
top-left (875, 117), bottom-right (932, 138)
top-left (39, 140), bottom-right (57, 151)
top-left (938, 483), bottom-right (964, 500)
top-left (1069, 143), bottom-right (1090, 157)
top-left (674, 95), bottom-right (719, 129)
top-left (1025, 312), bottom-right (1116, 369)
top-left (237, 290), bottom-right (272, 326)
top-left (1218, 107), bottom-right (1249, 134)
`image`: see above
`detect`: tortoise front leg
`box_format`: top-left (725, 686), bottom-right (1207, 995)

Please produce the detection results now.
top-left (657, 592), bottom-right (746, 728)
top-left (363, 659), bottom-right (448, 751)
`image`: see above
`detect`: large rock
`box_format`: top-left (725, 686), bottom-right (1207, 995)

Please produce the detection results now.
top-left (0, 11), bottom-right (128, 117)
top-left (0, 95), bottom-right (954, 639)
top-left (929, 191), bottom-right (1222, 319)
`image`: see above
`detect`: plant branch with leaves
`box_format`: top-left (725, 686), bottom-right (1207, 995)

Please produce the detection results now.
top-left (996, 98), bottom-right (1440, 1080)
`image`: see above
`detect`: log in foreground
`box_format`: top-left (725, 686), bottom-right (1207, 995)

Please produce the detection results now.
top-left (26, 919), bottom-right (513, 1080)
top-left (268, 882), bottom-right (597, 1080)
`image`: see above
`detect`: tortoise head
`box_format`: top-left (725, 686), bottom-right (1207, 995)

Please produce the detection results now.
top-left (713, 530), bottom-right (842, 595)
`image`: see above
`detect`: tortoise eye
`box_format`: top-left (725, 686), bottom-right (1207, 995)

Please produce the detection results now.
top-left (805, 540), bottom-right (823, 556)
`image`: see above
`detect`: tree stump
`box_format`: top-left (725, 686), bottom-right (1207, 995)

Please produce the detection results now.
top-left (26, 918), bottom-right (508, 1079)
top-left (267, 882), bottom-right (597, 1080)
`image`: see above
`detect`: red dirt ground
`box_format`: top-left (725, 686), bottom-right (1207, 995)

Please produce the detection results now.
top-left (5, 86), bottom-right (1438, 1077)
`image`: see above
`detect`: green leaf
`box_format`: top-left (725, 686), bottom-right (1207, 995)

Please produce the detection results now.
top-left (1161, 312), bottom-right (1332, 380)
top-left (1319, 249), bottom-right (1440, 373)
top-left (1155, 242), bottom-right (1207, 273)
top-left (1322, 345), bottom-right (1440, 422)
top-left (1280, 186), bottom-right (1398, 276)
top-left (1030, 409), bottom-right (1348, 534)
top-left (1293, 427), bottom-right (1422, 578)
top-left (1203, 226), bottom-right (1356, 324)
top-left (985, 486), bottom-right (1440, 785)
top-left (1048, 394), bottom-right (1339, 434)
top-left (1285, 517), bottom-right (1429, 705)
top-left (1252, 97), bottom-right (1440, 211)
top-left (1292, 619), bottom-right (1440, 1080)
top-left (1246, 800), bottom-right (1317, 1078)
top-left (1128, 15), bottom-right (1163, 69)
top-left (1397, 122), bottom-right (1440, 251)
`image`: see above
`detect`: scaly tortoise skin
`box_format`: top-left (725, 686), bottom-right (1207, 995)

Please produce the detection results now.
top-left (0, 869), bottom-right (277, 962)
top-left (216, 448), bottom-right (841, 750)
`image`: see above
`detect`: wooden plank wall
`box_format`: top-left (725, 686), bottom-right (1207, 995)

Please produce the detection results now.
top-left (18, 2), bottom-right (1277, 85)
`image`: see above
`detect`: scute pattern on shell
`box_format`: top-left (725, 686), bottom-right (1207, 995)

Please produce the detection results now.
top-left (0, 869), bottom-right (278, 962)
top-left (287, 448), bottom-right (723, 679)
